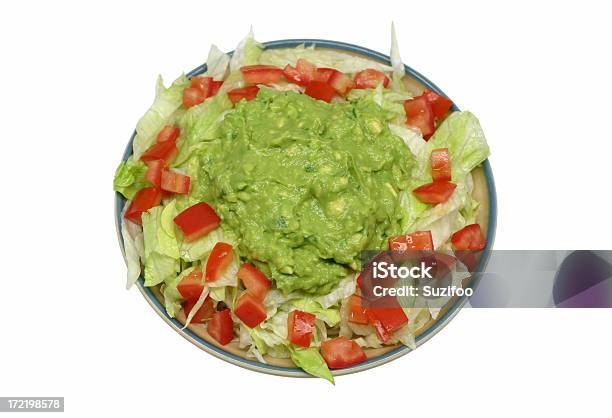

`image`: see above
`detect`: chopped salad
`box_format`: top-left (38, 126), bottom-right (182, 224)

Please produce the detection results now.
top-left (114, 28), bottom-right (490, 383)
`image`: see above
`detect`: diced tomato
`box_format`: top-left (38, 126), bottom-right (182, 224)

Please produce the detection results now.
top-left (422, 89), bottom-right (454, 121)
top-left (140, 140), bottom-right (178, 164)
top-left (124, 187), bottom-right (162, 225)
top-left (314, 68), bottom-right (335, 83)
top-left (365, 309), bottom-right (390, 342)
top-left (404, 96), bottom-right (435, 139)
top-left (183, 296), bottom-right (214, 323)
top-left (388, 230), bottom-right (434, 252)
top-left (283, 64), bottom-right (306, 85)
top-left (210, 80), bottom-right (223, 96)
top-left (304, 81), bottom-right (336, 103)
top-left (431, 148), bottom-right (451, 182)
top-left (156, 125), bottom-right (180, 144)
top-left (160, 170), bottom-right (190, 195)
top-left (354, 68), bottom-right (390, 89)
top-left (413, 181), bottom-right (457, 204)
top-left (328, 70), bottom-right (354, 95)
top-left (144, 159), bottom-right (164, 189)
top-left (287, 310), bottom-right (316, 348)
top-left (173, 202), bottom-right (221, 242)
top-left (183, 87), bottom-right (206, 108)
top-left (190, 76), bottom-right (212, 97)
top-left (234, 293), bottom-right (267, 328)
top-left (320, 336), bottom-right (367, 369)
top-left (205, 242), bottom-right (234, 282)
top-left (227, 86), bottom-right (260, 104)
top-left (366, 306), bottom-right (408, 343)
top-left (207, 309), bottom-right (234, 345)
top-left (240, 65), bottom-right (284, 85)
top-left (237, 263), bottom-right (271, 301)
top-left (451, 224), bottom-right (486, 251)
top-left (177, 268), bottom-right (204, 301)
top-left (348, 295), bottom-right (368, 325)
top-left (295, 59), bottom-right (317, 83)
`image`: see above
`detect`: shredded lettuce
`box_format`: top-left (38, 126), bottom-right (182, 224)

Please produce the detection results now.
top-left (132, 75), bottom-right (189, 159)
top-left (141, 202), bottom-right (180, 286)
top-left (290, 300), bottom-right (341, 327)
top-left (160, 270), bottom-right (187, 317)
top-left (229, 28), bottom-right (263, 71)
top-left (113, 157), bottom-right (149, 200)
top-left (390, 23), bottom-right (407, 93)
top-left (260, 45), bottom-right (392, 74)
top-left (204, 45), bottom-right (230, 80)
top-left (120, 205), bottom-right (144, 288)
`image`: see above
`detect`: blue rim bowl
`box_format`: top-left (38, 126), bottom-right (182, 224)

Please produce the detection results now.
top-left (115, 39), bottom-right (498, 378)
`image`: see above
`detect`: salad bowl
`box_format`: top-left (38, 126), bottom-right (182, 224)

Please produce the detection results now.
top-left (115, 38), bottom-right (497, 378)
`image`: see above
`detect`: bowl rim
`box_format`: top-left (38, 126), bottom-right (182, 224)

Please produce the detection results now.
top-left (114, 38), bottom-right (498, 378)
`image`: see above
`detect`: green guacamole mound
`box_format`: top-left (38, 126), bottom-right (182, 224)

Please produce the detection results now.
top-left (195, 89), bottom-right (414, 295)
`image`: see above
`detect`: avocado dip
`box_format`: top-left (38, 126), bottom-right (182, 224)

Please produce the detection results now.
top-left (193, 88), bottom-right (414, 294)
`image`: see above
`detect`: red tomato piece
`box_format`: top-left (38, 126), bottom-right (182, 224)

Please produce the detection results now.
top-left (124, 187), bottom-right (162, 225)
top-left (328, 70), bottom-right (354, 95)
top-left (295, 59), bottom-right (317, 84)
top-left (413, 181), bottom-right (457, 204)
top-left (183, 87), bottom-right (206, 108)
top-left (348, 295), bottom-right (369, 325)
top-left (144, 159), bottom-right (164, 189)
top-left (388, 230), bottom-right (434, 252)
top-left (304, 81), bottom-right (336, 103)
top-left (205, 242), bottom-right (234, 282)
top-left (368, 306), bottom-right (408, 334)
top-left (156, 125), bottom-right (181, 143)
top-left (354, 68), bottom-right (390, 89)
top-left (287, 310), bottom-right (316, 348)
top-left (234, 293), bottom-right (267, 328)
top-left (227, 86), bottom-right (260, 105)
top-left (210, 80), bottom-right (223, 96)
top-left (431, 148), bottom-right (451, 182)
top-left (282, 64), bottom-right (307, 85)
top-left (207, 309), bottom-right (234, 345)
top-left (365, 309), bottom-right (390, 342)
top-left (190, 76), bottom-right (212, 97)
top-left (140, 140), bottom-right (178, 164)
top-left (240, 65), bottom-right (284, 85)
top-left (314, 68), bottom-right (335, 83)
top-left (173, 202), bottom-right (221, 242)
top-left (404, 96), bottom-right (435, 139)
top-left (422, 89), bottom-right (454, 120)
top-left (177, 268), bottom-right (204, 301)
top-left (237, 263), bottom-right (271, 301)
top-left (160, 170), bottom-right (190, 195)
top-left (183, 296), bottom-right (214, 323)
top-left (320, 336), bottom-right (367, 369)
top-left (451, 224), bottom-right (486, 251)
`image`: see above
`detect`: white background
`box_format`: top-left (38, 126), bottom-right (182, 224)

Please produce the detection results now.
top-left (1, 0), bottom-right (611, 417)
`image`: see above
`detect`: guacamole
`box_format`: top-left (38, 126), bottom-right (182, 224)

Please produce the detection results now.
top-left (194, 89), bottom-right (414, 294)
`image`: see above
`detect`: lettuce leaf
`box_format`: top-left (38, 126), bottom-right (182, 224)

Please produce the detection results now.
top-left (290, 299), bottom-right (341, 327)
top-left (142, 202), bottom-right (180, 286)
top-left (204, 45), bottom-right (230, 80)
top-left (229, 28), bottom-right (263, 71)
top-left (113, 158), bottom-right (149, 200)
top-left (390, 22), bottom-right (407, 92)
top-left (289, 347), bottom-right (334, 384)
top-left (132, 75), bottom-right (189, 159)
top-left (120, 205), bottom-right (144, 288)
top-left (160, 271), bottom-right (186, 317)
